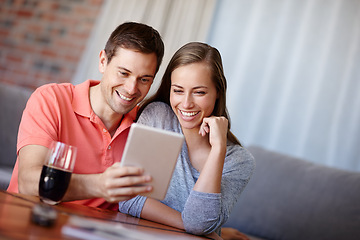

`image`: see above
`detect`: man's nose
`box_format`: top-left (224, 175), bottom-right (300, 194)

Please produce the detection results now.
top-left (124, 78), bottom-right (137, 95)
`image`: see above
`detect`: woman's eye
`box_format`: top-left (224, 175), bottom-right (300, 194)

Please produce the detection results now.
top-left (195, 91), bottom-right (206, 95)
top-left (173, 89), bottom-right (183, 93)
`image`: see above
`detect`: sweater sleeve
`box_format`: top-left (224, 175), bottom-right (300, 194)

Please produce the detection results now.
top-left (182, 191), bottom-right (222, 234)
top-left (118, 195), bottom-right (147, 218)
top-left (181, 146), bottom-right (255, 235)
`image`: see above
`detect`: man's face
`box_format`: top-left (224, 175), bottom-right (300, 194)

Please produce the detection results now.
top-left (98, 47), bottom-right (157, 116)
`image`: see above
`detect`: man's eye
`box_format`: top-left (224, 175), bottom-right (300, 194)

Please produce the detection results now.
top-left (120, 72), bottom-right (129, 77)
top-left (140, 78), bottom-right (152, 84)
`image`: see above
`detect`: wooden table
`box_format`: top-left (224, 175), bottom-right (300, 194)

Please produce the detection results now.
top-left (0, 190), bottom-right (222, 239)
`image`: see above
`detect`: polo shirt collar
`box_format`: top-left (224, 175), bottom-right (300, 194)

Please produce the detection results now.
top-left (72, 80), bottom-right (138, 129)
top-left (73, 80), bottom-right (99, 118)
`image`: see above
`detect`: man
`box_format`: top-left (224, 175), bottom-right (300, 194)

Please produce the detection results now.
top-left (7, 22), bottom-right (165, 211)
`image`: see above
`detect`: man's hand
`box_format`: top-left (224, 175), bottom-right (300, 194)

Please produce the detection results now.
top-left (97, 162), bottom-right (152, 202)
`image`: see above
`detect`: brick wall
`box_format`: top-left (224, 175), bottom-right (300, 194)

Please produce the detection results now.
top-left (0, 0), bottom-right (104, 90)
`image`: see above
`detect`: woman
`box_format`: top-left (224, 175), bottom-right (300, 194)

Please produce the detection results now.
top-left (119, 42), bottom-right (255, 237)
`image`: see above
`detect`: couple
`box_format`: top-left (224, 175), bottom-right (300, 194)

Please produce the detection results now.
top-left (7, 22), bottom-right (254, 238)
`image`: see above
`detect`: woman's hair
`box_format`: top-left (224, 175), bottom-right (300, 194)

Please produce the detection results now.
top-left (104, 22), bottom-right (164, 74)
top-left (138, 42), bottom-right (241, 145)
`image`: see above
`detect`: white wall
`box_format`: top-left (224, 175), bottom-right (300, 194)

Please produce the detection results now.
top-left (208, 0), bottom-right (360, 171)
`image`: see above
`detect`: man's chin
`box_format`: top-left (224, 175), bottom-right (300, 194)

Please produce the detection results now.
top-left (115, 104), bottom-right (136, 115)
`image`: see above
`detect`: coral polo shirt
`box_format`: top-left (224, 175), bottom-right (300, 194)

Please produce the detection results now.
top-left (7, 80), bottom-right (137, 210)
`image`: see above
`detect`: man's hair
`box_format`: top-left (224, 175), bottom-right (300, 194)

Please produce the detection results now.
top-left (104, 22), bottom-right (164, 73)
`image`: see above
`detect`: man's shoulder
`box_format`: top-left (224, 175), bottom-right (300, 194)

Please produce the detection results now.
top-left (35, 82), bottom-right (75, 94)
top-left (31, 82), bottom-right (77, 102)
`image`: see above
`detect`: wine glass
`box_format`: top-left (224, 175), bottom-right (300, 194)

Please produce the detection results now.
top-left (39, 141), bottom-right (77, 205)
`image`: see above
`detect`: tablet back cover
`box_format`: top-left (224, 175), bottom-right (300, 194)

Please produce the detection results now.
top-left (120, 123), bottom-right (184, 200)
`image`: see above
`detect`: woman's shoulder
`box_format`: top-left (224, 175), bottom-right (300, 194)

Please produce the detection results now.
top-left (227, 144), bottom-right (250, 156)
top-left (141, 101), bottom-right (175, 119)
top-left (146, 101), bottom-right (173, 112)
top-left (225, 144), bottom-right (255, 169)
top-left (138, 101), bottom-right (180, 132)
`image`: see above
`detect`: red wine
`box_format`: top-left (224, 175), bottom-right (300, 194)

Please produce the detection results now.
top-left (39, 165), bottom-right (71, 204)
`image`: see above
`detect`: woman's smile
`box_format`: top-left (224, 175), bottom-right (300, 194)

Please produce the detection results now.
top-left (179, 110), bottom-right (200, 117)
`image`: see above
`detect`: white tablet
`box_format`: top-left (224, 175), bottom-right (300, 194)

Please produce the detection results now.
top-left (120, 123), bottom-right (184, 200)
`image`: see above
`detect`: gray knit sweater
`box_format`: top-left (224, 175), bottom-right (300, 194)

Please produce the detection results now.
top-left (118, 102), bottom-right (255, 235)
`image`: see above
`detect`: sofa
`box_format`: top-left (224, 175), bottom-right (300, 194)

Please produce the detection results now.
top-left (224, 145), bottom-right (360, 240)
top-left (0, 82), bottom-right (32, 190)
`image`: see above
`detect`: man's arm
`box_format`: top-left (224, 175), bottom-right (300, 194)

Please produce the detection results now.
top-left (18, 145), bottom-right (47, 195)
top-left (18, 144), bottom-right (153, 202)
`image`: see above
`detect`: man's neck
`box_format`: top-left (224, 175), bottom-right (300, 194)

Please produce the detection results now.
top-left (89, 84), bottom-right (123, 137)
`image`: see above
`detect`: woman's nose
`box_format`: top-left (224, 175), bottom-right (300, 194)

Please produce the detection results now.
top-left (182, 94), bottom-right (194, 108)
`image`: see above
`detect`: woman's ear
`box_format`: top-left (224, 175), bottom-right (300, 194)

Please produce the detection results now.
top-left (98, 50), bottom-right (108, 74)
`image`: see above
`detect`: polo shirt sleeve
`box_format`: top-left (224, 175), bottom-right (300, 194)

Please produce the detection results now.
top-left (17, 84), bottom-right (63, 152)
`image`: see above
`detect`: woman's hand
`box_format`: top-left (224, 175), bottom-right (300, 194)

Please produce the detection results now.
top-left (199, 116), bottom-right (228, 147)
top-left (221, 227), bottom-right (250, 240)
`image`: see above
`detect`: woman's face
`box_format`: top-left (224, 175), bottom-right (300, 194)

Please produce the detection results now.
top-left (170, 62), bottom-right (217, 130)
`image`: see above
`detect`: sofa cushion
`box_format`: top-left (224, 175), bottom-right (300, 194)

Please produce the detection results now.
top-left (0, 82), bottom-right (32, 189)
top-left (224, 145), bottom-right (360, 240)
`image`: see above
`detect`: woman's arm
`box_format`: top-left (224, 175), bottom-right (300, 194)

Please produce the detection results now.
top-left (140, 198), bottom-right (184, 230)
top-left (134, 103), bottom-right (252, 234)
top-left (141, 116), bottom-right (229, 235)
top-left (194, 116), bottom-right (228, 193)
top-left (140, 116), bottom-right (229, 234)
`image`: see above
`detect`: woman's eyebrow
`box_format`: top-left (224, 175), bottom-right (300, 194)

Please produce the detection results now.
top-left (193, 86), bottom-right (208, 90)
top-left (171, 84), bottom-right (208, 90)
top-left (171, 84), bottom-right (183, 88)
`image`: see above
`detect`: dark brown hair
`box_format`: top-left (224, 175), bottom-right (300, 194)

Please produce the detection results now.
top-left (104, 22), bottom-right (164, 73)
top-left (138, 42), bottom-right (241, 146)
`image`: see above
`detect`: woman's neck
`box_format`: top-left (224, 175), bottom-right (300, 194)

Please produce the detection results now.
top-left (182, 127), bottom-right (211, 171)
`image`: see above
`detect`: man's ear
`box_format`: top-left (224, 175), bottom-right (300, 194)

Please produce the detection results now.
top-left (99, 50), bottom-right (107, 74)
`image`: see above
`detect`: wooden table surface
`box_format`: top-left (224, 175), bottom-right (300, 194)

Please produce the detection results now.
top-left (0, 190), bottom-right (222, 240)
